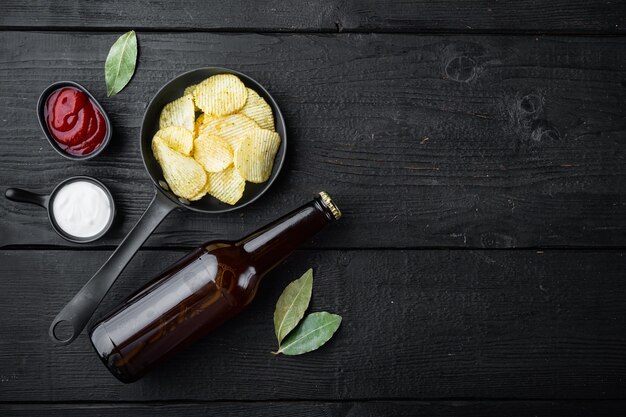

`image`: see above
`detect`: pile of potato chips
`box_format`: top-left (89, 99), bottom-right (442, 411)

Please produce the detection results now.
top-left (152, 73), bottom-right (281, 205)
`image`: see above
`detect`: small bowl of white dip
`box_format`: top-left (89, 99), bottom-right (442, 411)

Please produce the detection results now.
top-left (5, 176), bottom-right (115, 243)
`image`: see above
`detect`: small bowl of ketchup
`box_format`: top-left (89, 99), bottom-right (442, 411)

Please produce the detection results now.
top-left (37, 81), bottom-right (111, 160)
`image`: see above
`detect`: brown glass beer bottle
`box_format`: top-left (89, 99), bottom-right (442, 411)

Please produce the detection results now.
top-left (90, 192), bottom-right (341, 382)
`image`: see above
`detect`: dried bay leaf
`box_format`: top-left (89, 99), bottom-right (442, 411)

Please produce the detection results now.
top-left (105, 30), bottom-right (137, 97)
top-left (273, 268), bottom-right (313, 344)
top-left (275, 312), bottom-right (342, 356)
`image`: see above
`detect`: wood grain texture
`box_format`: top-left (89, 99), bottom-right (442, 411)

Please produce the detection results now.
top-left (3, 401), bottom-right (626, 417)
top-left (0, 1), bottom-right (624, 34)
top-left (1, 249), bottom-right (625, 401)
top-left (0, 32), bottom-right (625, 249)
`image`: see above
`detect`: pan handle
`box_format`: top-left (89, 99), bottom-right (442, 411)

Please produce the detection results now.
top-left (49, 190), bottom-right (178, 345)
top-left (5, 188), bottom-right (50, 209)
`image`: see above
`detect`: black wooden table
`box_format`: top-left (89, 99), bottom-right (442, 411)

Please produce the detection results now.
top-left (1, 2), bottom-right (625, 416)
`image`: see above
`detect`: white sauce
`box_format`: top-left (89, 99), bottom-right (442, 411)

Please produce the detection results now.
top-left (51, 181), bottom-right (112, 238)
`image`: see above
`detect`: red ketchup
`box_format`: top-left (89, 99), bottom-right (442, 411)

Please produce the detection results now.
top-left (44, 87), bottom-right (107, 156)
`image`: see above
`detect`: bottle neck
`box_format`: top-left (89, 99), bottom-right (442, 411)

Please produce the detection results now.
top-left (238, 197), bottom-right (335, 275)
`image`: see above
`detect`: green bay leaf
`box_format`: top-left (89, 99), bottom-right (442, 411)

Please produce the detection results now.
top-left (277, 312), bottom-right (342, 355)
top-left (105, 30), bottom-right (137, 97)
top-left (274, 268), bottom-right (313, 344)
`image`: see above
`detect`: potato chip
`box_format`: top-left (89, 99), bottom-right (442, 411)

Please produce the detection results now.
top-left (194, 113), bottom-right (206, 137)
top-left (152, 139), bottom-right (207, 200)
top-left (200, 113), bottom-right (259, 151)
top-left (184, 83), bottom-right (198, 97)
top-left (196, 113), bottom-right (218, 137)
top-left (193, 74), bottom-right (248, 117)
top-left (151, 136), bottom-right (163, 163)
top-left (206, 165), bottom-right (246, 205)
top-left (185, 83), bottom-right (201, 111)
top-left (153, 126), bottom-right (194, 156)
top-left (193, 133), bottom-right (233, 172)
top-left (239, 88), bottom-right (274, 130)
top-left (234, 128), bottom-right (281, 183)
top-left (159, 94), bottom-right (195, 132)
top-left (189, 188), bottom-right (206, 201)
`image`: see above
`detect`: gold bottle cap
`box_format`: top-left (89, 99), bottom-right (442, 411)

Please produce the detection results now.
top-left (319, 191), bottom-right (342, 220)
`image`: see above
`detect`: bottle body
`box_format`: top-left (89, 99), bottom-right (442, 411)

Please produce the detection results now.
top-left (90, 194), bottom-right (340, 382)
top-left (90, 243), bottom-right (254, 382)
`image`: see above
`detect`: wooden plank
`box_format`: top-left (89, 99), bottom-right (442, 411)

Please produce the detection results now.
top-left (1, 249), bottom-right (625, 401)
top-left (0, 32), bottom-right (625, 249)
top-left (3, 401), bottom-right (626, 417)
top-left (0, 1), bottom-right (624, 33)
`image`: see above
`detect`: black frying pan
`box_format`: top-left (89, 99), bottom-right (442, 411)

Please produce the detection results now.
top-left (49, 68), bottom-right (287, 345)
